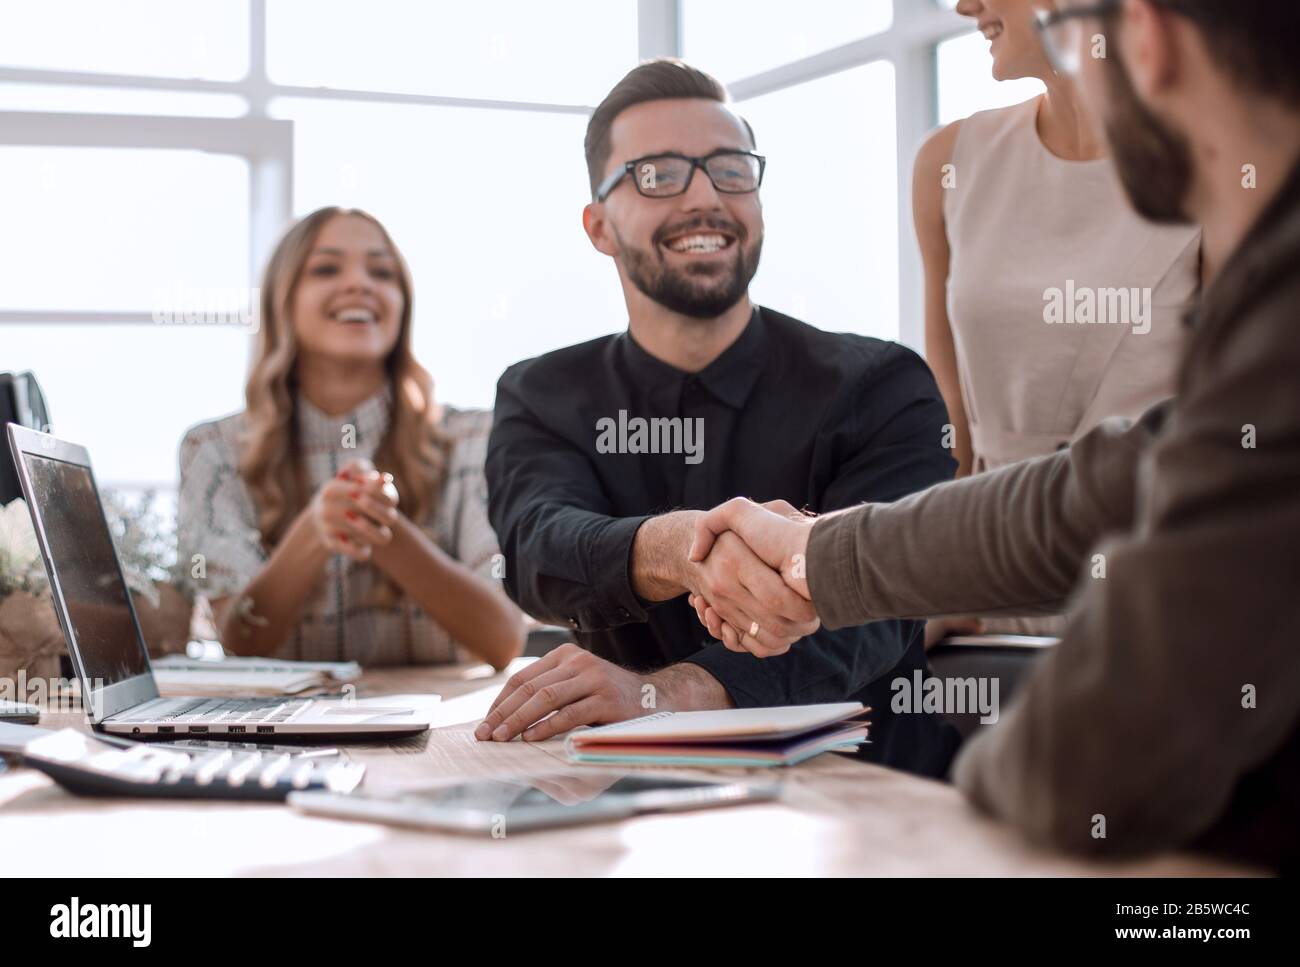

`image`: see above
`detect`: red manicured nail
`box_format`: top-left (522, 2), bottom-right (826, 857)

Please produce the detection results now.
top-left (345, 510), bottom-right (357, 520)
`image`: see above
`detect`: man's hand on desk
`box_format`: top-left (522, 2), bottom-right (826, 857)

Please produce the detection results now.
top-left (686, 498), bottom-right (819, 657)
top-left (473, 644), bottom-right (732, 742)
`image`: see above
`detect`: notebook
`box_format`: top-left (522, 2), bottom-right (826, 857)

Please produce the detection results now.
top-left (150, 655), bottom-right (362, 697)
top-left (564, 702), bottom-right (870, 768)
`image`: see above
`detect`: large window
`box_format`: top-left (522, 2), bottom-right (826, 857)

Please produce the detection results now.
top-left (740, 62), bottom-right (899, 340)
top-left (0, 0), bottom-right (249, 80)
top-left (1, 0), bottom-right (1048, 490)
top-left (1, 146), bottom-right (249, 312)
top-left (682, 0), bottom-right (893, 84)
top-left (937, 30), bottom-right (1046, 124)
top-left (268, 97), bottom-right (624, 409)
top-left (1, 326), bottom-right (250, 486)
top-left (265, 0), bottom-right (636, 105)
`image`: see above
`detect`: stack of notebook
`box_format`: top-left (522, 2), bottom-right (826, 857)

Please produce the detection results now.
top-left (150, 655), bottom-right (362, 697)
top-left (564, 702), bottom-right (870, 768)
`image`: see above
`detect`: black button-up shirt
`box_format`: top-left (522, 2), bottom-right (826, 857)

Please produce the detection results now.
top-left (486, 306), bottom-right (959, 774)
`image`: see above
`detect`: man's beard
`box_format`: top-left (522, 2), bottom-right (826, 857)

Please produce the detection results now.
top-left (1101, 49), bottom-right (1195, 224)
top-left (615, 217), bottom-right (763, 319)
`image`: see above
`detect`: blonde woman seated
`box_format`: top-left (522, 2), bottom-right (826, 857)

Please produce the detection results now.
top-left (178, 207), bottom-right (524, 669)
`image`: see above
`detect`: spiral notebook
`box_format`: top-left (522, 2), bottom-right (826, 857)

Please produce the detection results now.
top-left (563, 702), bottom-right (870, 768)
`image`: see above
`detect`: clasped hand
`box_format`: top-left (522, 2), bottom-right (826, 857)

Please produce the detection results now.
top-left (308, 458), bottom-right (401, 561)
top-left (473, 498), bottom-right (821, 745)
top-left (685, 498), bottom-right (819, 657)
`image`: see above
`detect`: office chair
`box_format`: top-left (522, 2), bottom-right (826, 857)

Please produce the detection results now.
top-left (927, 634), bottom-right (1056, 738)
top-left (1, 371), bottom-right (52, 505)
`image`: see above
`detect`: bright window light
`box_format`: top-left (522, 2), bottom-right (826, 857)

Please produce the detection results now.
top-left (0, 146), bottom-right (249, 311)
top-left (2, 325), bottom-right (249, 486)
top-left (0, 1), bottom-right (985, 487)
top-left (0, 0), bottom-right (249, 81)
top-left (739, 60), bottom-right (899, 342)
top-left (682, 0), bottom-right (893, 85)
top-left (266, 0), bottom-right (637, 105)
top-left (937, 30), bottom-right (1046, 125)
top-left (269, 96), bottom-right (625, 410)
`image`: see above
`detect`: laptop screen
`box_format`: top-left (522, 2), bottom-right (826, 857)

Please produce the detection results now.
top-left (22, 452), bottom-right (151, 689)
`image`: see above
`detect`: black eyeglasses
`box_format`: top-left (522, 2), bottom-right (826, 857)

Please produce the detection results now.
top-left (1035, 1), bottom-right (1120, 75)
top-left (595, 149), bottom-right (766, 203)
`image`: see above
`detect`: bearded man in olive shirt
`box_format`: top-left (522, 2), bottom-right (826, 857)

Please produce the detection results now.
top-left (687, 0), bottom-right (1300, 871)
top-left (478, 60), bottom-right (961, 776)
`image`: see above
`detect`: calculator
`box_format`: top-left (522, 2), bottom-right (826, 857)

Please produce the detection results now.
top-left (18, 728), bottom-right (366, 801)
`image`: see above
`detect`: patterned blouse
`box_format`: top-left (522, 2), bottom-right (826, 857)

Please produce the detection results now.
top-left (177, 386), bottom-right (502, 665)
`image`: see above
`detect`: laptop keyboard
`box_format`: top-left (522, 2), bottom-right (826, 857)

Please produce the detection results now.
top-left (118, 697), bottom-right (310, 726)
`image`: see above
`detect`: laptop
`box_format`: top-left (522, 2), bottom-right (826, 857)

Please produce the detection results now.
top-left (5, 423), bottom-right (439, 740)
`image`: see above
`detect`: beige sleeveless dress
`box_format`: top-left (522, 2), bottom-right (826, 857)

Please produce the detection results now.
top-left (943, 96), bottom-right (1200, 632)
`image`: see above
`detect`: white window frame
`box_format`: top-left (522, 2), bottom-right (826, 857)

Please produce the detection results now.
top-left (0, 0), bottom-right (966, 349)
top-left (0, 110), bottom-right (292, 327)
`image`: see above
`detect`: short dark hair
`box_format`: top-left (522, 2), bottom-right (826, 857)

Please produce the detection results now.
top-left (584, 58), bottom-right (756, 198)
top-left (1153, 0), bottom-right (1300, 105)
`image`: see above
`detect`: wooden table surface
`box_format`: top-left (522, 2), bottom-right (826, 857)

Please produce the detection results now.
top-left (0, 660), bottom-right (1257, 877)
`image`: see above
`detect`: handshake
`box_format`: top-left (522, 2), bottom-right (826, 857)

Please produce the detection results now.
top-left (475, 496), bottom-right (827, 745)
top-left (682, 497), bottom-right (822, 658)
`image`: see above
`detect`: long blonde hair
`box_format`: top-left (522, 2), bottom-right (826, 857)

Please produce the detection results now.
top-left (239, 207), bottom-right (450, 549)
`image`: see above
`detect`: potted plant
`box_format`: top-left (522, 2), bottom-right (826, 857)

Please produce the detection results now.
top-left (0, 492), bottom-right (193, 688)
top-left (101, 490), bottom-right (193, 657)
top-left (0, 497), bottom-right (63, 683)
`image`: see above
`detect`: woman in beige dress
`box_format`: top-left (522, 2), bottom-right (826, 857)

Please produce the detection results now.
top-left (916, 0), bottom-right (1200, 637)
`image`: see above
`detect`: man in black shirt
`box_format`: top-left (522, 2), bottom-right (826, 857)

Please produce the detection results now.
top-left (479, 59), bottom-right (960, 775)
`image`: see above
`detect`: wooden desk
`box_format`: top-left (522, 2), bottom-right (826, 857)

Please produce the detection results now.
top-left (0, 661), bottom-right (1255, 876)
